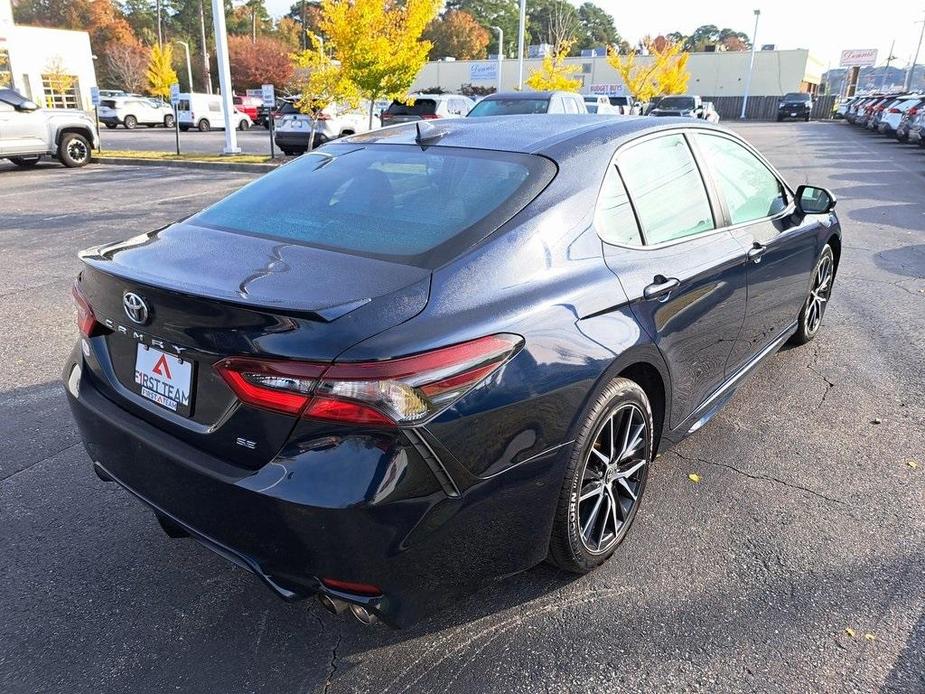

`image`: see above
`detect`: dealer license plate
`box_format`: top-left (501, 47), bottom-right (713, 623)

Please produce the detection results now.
top-left (133, 344), bottom-right (194, 415)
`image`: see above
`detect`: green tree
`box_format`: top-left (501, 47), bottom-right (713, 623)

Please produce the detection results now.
top-left (526, 0), bottom-right (578, 53)
top-left (575, 2), bottom-right (619, 51)
top-left (292, 34), bottom-right (358, 150)
top-left (445, 0), bottom-right (518, 57)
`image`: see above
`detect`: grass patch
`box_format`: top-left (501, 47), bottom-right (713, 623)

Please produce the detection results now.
top-left (96, 149), bottom-right (276, 165)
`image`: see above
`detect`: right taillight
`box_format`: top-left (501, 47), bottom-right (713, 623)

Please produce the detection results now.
top-left (214, 334), bottom-right (523, 426)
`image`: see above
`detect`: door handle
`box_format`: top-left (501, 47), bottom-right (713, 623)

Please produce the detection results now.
top-left (643, 275), bottom-right (680, 301)
top-left (747, 242), bottom-right (766, 263)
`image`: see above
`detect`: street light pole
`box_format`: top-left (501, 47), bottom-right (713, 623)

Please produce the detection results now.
top-left (517, 0), bottom-right (526, 89)
top-left (880, 40), bottom-right (896, 92)
top-left (903, 15), bottom-right (925, 92)
top-left (210, 0), bottom-right (239, 153)
top-left (176, 40), bottom-right (194, 92)
top-left (491, 26), bottom-right (504, 92)
top-left (740, 9), bottom-right (760, 119)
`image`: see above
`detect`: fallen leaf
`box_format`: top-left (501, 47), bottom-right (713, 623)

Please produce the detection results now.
top-left (907, 461), bottom-right (918, 470)
top-left (688, 473), bottom-right (701, 483)
top-left (870, 418), bottom-right (882, 425)
top-left (845, 627), bottom-right (856, 638)
top-left (864, 633), bottom-right (875, 641)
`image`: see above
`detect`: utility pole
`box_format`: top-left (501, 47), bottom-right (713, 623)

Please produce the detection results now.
top-left (517, 0), bottom-right (526, 88)
top-left (903, 14), bottom-right (925, 92)
top-left (176, 40), bottom-right (193, 92)
top-left (880, 40), bottom-right (897, 92)
top-left (210, 0), bottom-right (240, 153)
top-left (492, 26), bottom-right (504, 92)
top-left (740, 9), bottom-right (760, 119)
top-left (301, 0), bottom-right (307, 50)
top-left (156, 0), bottom-right (163, 46)
top-left (199, 0), bottom-right (212, 94)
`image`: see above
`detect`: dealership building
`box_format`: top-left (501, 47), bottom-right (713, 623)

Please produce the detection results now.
top-left (412, 48), bottom-right (825, 98)
top-left (0, 0), bottom-right (97, 109)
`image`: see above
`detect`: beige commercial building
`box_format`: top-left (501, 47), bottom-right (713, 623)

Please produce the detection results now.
top-left (0, 0), bottom-right (97, 109)
top-left (411, 48), bottom-right (825, 98)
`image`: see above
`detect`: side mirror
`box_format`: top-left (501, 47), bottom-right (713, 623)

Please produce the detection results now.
top-left (795, 185), bottom-right (836, 214)
top-left (17, 100), bottom-right (39, 112)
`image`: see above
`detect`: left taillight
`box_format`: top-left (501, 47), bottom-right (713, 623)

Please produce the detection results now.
top-left (72, 282), bottom-right (100, 337)
top-left (214, 334), bottom-right (523, 426)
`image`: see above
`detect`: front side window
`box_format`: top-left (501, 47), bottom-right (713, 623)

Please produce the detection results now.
top-left (695, 134), bottom-right (787, 225)
top-left (618, 134), bottom-right (714, 245)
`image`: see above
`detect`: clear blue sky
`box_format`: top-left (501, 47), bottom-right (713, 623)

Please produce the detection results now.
top-left (263, 0), bottom-right (925, 69)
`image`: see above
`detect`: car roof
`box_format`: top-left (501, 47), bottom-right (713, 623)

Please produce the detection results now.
top-left (339, 114), bottom-right (722, 158)
top-left (481, 91), bottom-right (577, 100)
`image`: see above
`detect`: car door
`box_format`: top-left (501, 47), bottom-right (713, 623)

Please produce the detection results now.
top-left (691, 131), bottom-right (820, 372)
top-left (599, 131), bottom-right (748, 429)
top-left (0, 97), bottom-right (47, 154)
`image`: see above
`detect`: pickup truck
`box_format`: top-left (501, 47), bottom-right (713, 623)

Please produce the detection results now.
top-left (0, 87), bottom-right (98, 168)
top-left (649, 95), bottom-right (704, 119)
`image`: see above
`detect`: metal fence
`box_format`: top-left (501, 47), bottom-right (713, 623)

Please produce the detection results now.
top-left (703, 95), bottom-right (837, 121)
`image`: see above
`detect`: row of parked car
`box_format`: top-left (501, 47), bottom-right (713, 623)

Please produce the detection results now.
top-left (838, 92), bottom-right (925, 144)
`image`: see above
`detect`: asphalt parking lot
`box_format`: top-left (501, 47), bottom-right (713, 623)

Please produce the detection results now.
top-left (1, 121), bottom-right (923, 693)
top-left (100, 124), bottom-right (280, 156)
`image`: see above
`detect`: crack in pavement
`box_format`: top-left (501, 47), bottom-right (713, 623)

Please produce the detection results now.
top-left (322, 635), bottom-right (342, 694)
top-left (0, 441), bottom-right (81, 485)
top-left (670, 450), bottom-right (846, 506)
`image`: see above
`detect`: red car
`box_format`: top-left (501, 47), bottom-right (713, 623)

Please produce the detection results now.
top-left (232, 95), bottom-right (262, 122)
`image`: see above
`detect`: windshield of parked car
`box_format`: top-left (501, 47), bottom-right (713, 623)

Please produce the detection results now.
top-left (467, 98), bottom-right (550, 116)
top-left (192, 145), bottom-right (555, 265)
top-left (657, 96), bottom-right (695, 110)
top-left (783, 93), bottom-right (811, 102)
top-left (386, 99), bottom-right (438, 116)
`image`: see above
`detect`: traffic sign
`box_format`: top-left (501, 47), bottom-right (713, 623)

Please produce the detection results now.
top-left (90, 86), bottom-right (100, 107)
top-left (169, 83), bottom-right (180, 106)
top-left (261, 84), bottom-right (275, 108)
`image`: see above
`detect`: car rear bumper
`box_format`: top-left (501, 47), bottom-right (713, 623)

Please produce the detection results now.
top-left (63, 345), bottom-right (564, 626)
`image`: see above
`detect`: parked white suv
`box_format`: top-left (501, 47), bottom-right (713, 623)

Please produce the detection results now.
top-left (877, 96), bottom-right (924, 135)
top-left (274, 100), bottom-right (379, 155)
top-left (98, 95), bottom-right (175, 129)
top-left (0, 88), bottom-right (98, 168)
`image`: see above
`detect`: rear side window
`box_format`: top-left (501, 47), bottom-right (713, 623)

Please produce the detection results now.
top-left (386, 99), bottom-right (437, 116)
top-left (618, 134), bottom-right (714, 245)
top-left (192, 145), bottom-right (556, 266)
top-left (695, 134), bottom-right (787, 225)
top-left (595, 165), bottom-right (642, 246)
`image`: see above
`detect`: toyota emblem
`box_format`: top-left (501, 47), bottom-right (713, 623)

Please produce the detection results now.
top-left (122, 291), bottom-right (149, 325)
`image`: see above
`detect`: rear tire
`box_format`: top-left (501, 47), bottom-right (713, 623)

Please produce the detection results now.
top-left (791, 244), bottom-right (835, 345)
top-left (104, 122), bottom-right (117, 129)
top-left (164, 114), bottom-right (175, 128)
top-left (238, 119), bottom-right (249, 131)
top-left (57, 133), bottom-right (92, 168)
top-left (197, 119), bottom-right (210, 132)
top-left (123, 115), bottom-right (137, 129)
top-left (548, 377), bottom-right (653, 573)
top-left (9, 156), bottom-right (41, 168)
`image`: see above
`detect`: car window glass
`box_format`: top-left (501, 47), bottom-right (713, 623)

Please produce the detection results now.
top-left (595, 164), bottom-right (642, 246)
top-left (618, 134), bottom-right (714, 244)
top-left (695, 133), bottom-right (787, 225)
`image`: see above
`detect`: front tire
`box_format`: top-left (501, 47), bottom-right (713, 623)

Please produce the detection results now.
top-left (123, 115), bottom-right (137, 129)
top-left (164, 114), bottom-right (175, 128)
top-left (9, 156), bottom-right (41, 168)
top-left (548, 377), bottom-right (653, 573)
top-left (197, 119), bottom-right (210, 132)
top-left (791, 244), bottom-right (835, 345)
top-left (57, 133), bottom-right (92, 168)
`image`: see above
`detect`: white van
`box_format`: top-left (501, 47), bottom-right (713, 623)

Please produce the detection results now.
top-left (177, 93), bottom-right (252, 132)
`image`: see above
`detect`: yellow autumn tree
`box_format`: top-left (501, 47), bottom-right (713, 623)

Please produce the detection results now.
top-left (292, 35), bottom-right (359, 151)
top-left (146, 43), bottom-right (178, 99)
top-left (43, 56), bottom-right (77, 107)
top-left (320, 0), bottom-right (441, 128)
top-left (525, 39), bottom-right (582, 92)
top-left (607, 37), bottom-right (690, 104)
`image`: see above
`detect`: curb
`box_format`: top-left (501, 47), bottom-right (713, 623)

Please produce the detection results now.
top-left (92, 156), bottom-right (281, 173)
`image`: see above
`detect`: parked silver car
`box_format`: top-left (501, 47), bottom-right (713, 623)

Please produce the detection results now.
top-left (0, 88), bottom-right (98, 168)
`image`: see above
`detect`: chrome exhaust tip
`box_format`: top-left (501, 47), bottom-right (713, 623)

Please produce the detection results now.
top-left (317, 594), bottom-right (348, 616)
top-left (348, 603), bottom-right (379, 625)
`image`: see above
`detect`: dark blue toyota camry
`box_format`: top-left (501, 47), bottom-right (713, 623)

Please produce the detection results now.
top-left (65, 115), bottom-right (840, 627)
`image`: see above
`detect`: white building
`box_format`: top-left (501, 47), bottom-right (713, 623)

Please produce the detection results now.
top-left (412, 48), bottom-right (825, 97)
top-left (0, 0), bottom-right (97, 109)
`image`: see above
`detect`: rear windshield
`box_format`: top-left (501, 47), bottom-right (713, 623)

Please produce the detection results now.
top-left (608, 96), bottom-right (630, 106)
top-left (468, 98), bottom-right (549, 116)
top-left (191, 145), bottom-right (556, 266)
top-left (657, 96), bottom-right (695, 110)
top-left (386, 99), bottom-right (437, 116)
top-left (783, 93), bottom-right (811, 101)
